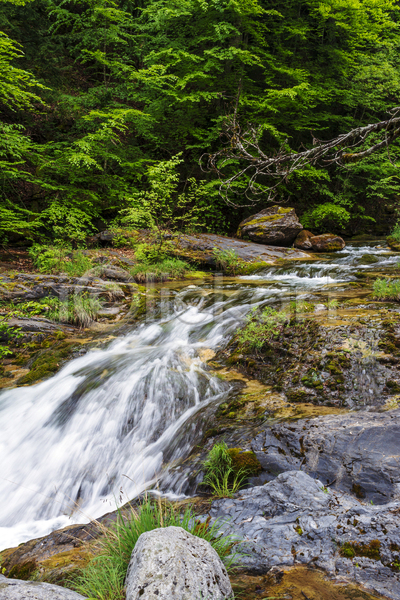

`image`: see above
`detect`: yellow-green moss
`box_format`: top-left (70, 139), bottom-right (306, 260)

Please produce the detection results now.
top-left (18, 341), bottom-right (75, 384)
top-left (340, 540), bottom-right (381, 561)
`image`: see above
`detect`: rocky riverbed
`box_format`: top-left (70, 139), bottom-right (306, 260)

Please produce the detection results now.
top-left (1, 238), bottom-right (400, 599)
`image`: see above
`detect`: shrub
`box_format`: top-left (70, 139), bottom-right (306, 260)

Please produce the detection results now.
top-left (301, 203), bottom-right (351, 232)
top-left (201, 442), bottom-right (252, 498)
top-left (73, 499), bottom-right (237, 600)
top-left (373, 278), bottom-right (400, 301)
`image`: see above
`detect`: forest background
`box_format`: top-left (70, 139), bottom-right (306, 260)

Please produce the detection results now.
top-left (1, 0), bottom-right (400, 246)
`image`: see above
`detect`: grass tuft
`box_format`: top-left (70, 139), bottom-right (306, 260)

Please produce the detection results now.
top-left (373, 278), bottom-right (400, 301)
top-left (73, 498), bottom-right (238, 600)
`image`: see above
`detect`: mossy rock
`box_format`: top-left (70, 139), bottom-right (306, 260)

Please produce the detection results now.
top-left (340, 540), bottom-right (381, 561)
top-left (357, 254), bottom-right (379, 265)
top-left (18, 341), bottom-right (76, 384)
top-left (387, 236), bottom-right (400, 251)
top-left (286, 388), bottom-right (312, 403)
top-left (7, 560), bottom-right (37, 580)
top-left (228, 448), bottom-right (262, 477)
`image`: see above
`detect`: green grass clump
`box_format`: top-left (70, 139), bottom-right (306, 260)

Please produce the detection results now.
top-left (129, 257), bottom-right (193, 282)
top-left (373, 278), bottom-right (400, 301)
top-left (236, 306), bottom-right (288, 351)
top-left (73, 498), bottom-right (238, 600)
top-left (212, 247), bottom-right (243, 275)
top-left (201, 442), bottom-right (253, 498)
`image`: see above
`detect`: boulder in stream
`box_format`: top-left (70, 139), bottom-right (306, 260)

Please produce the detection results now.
top-left (209, 470), bottom-right (400, 600)
top-left (237, 206), bottom-right (303, 246)
top-left (251, 408), bottom-right (400, 504)
top-left (125, 526), bottom-right (233, 600)
top-left (294, 229), bottom-right (314, 250)
top-left (387, 236), bottom-right (400, 251)
top-left (0, 575), bottom-right (86, 599)
top-left (309, 233), bottom-right (345, 251)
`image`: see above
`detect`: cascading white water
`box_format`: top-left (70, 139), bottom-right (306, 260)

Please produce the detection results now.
top-left (0, 242), bottom-right (395, 550)
top-left (0, 289), bottom-right (268, 550)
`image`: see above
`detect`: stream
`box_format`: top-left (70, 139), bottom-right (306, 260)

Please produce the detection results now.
top-left (0, 241), bottom-right (398, 551)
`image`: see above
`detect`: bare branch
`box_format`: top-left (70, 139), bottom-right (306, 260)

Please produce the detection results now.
top-left (201, 107), bottom-right (400, 207)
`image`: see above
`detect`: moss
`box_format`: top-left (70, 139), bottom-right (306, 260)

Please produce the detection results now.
top-left (286, 388), bottom-right (311, 403)
top-left (7, 560), bottom-right (37, 580)
top-left (240, 261), bottom-right (272, 275)
top-left (295, 525), bottom-right (303, 536)
top-left (340, 540), bottom-right (381, 561)
top-left (18, 341), bottom-right (75, 384)
top-left (386, 379), bottom-right (400, 393)
top-left (228, 448), bottom-right (262, 477)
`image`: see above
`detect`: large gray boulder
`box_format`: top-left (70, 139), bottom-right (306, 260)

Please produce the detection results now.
top-left (125, 526), bottom-right (233, 600)
top-left (237, 205), bottom-right (303, 246)
top-left (0, 575), bottom-right (86, 599)
top-left (251, 409), bottom-right (400, 504)
top-left (209, 471), bottom-right (400, 600)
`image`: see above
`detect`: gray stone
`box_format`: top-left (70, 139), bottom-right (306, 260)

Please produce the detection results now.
top-left (237, 206), bottom-right (303, 246)
top-left (0, 575), bottom-right (86, 599)
top-left (125, 526), bottom-right (233, 600)
top-left (209, 471), bottom-right (400, 600)
top-left (177, 232), bottom-right (308, 265)
top-left (251, 409), bottom-right (400, 504)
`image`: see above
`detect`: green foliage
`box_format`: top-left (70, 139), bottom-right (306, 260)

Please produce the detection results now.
top-left (1, 0), bottom-right (400, 240)
top-left (116, 154), bottom-right (207, 237)
top-left (29, 245), bottom-right (93, 276)
top-left (74, 498), bottom-right (238, 600)
top-left (236, 306), bottom-right (288, 351)
top-left (201, 441), bottom-right (249, 498)
top-left (0, 344), bottom-right (13, 359)
top-left (373, 278), bottom-right (400, 301)
top-left (390, 222), bottom-right (400, 242)
top-left (300, 203), bottom-right (351, 233)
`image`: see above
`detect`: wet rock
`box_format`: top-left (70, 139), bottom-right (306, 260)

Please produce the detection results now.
top-left (387, 236), bottom-right (400, 252)
top-left (310, 233), bottom-right (345, 252)
top-left (251, 408), bottom-right (400, 504)
top-left (294, 230), bottom-right (314, 250)
top-left (357, 254), bottom-right (380, 265)
top-left (237, 206), bottom-right (303, 246)
top-left (0, 575), bottom-right (85, 599)
top-left (209, 471), bottom-right (400, 600)
top-left (97, 265), bottom-right (134, 283)
top-left (8, 318), bottom-right (74, 334)
top-left (176, 232), bottom-right (308, 265)
top-left (125, 526), bottom-right (233, 600)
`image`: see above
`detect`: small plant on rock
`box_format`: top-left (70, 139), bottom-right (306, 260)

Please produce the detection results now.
top-left (212, 247), bottom-right (242, 275)
top-left (201, 442), bottom-right (252, 498)
top-left (236, 306), bottom-right (288, 351)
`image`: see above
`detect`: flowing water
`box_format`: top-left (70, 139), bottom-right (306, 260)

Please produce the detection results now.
top-left (0, 241), bottom-right (397, 550)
